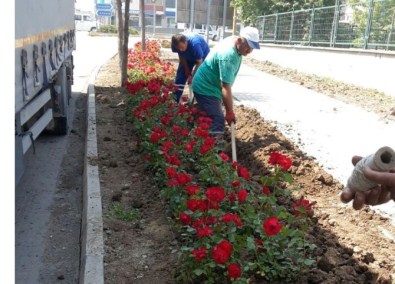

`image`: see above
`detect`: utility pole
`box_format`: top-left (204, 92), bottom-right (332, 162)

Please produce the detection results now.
top-left (221, 0), bottom-right (227, 40)
top-left (152, 0), bottom-right (156, 36)
top-left (140, 0), bottom-right (146, 50)
top-left (205, 0), bottom-right (212, 42)
top-left (190, 0), bottom-right (195, 31)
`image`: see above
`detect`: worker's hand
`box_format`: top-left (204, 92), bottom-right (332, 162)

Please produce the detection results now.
top-left (184, 67), bottom-right (191, 77)
top-left (225, 111), bottom-right (236, 126)
top-left (187, 74), bottom-right (193, 84)
top-left (340, 156), bottom-right (395, 210)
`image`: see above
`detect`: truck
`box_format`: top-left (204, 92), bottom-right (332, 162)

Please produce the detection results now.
top-left (15, 0), bottom-right (75, 183)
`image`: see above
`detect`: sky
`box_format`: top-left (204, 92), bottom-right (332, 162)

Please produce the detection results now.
top-left (75, 0), bottom-right (113, 12)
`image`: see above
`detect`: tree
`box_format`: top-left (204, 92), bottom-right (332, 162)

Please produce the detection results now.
top-left (116, 0), bottom-right (131, 85)
top-left (231, 0), bottom-right (336, 25)
top-left (140, 0), bottom-right (146, 51)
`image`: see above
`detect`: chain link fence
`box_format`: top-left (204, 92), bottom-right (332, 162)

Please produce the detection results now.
top-left (256, 0), bottom-right (395, 50)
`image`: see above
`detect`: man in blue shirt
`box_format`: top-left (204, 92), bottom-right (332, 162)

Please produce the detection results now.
top-left (171, 33), bottom-right (210, 102)
top-left (191, 26), bottom-right (260, 138)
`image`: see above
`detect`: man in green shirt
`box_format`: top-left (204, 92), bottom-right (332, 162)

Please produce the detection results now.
top-left (191, 26), bottom-right (260, 138)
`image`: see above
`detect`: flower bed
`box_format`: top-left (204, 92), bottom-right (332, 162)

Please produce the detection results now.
top-left (123, 40), bottom-right (316, 283)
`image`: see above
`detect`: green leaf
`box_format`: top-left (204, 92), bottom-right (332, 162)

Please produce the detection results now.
top-left (283, 172), bottom-right (294, 183)
top-left (304, 259), bottom-right (315, 266)
top-left (193, 268), bottom-right (204, 276)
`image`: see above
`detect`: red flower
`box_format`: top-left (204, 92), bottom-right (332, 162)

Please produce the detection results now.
top-left (292, 196), bottom-right (316, 217)
top-left (176, 173), bottom-right (192, 186)
top-left (185, 184), bottom-right (200, 195)
top-left (211, 240), bottom-right (232, 264)
top-left (222, 213), bottom-right (243, 227)
top-left (160, 116), bottom-right (171, 125)
top-left (205, 216), bottom-right (219, 225)
top-left (179, 212), bottom-right (191, 225)
top-left (263, 216), bottom-right (282, 236)
top-left (192, 218), bottom-right (204, 229)
top-left (227, 263), bottom-right (242, 280)
top-left (231, 180), bottom-right (240, 187)
top-left (166, 167), bottom-right (177, 179)
top-left (194, 127), bottom-right (209, 138)
top-left (231, 161), bottom-right (238, 169)
top-left (206, 186), bottom-right (226, 203)
top-left (165, 154), bottom-right (181, 166)
top-left (187, 199), bottom-right (206, 211)
top-left (269, 151), bottom-right (293, 170)
top-left (219, 152), bottom-right (230, 162)
top-left (150, 132), bottom-right (160, 143)
top-left (196, 226), bottom-right (214, 238)
top-left (237, 189), bottom-right (248, 203)
top-left (191, 246), bottom-right (207, 262)
top-left (262, 186), bottom-right (271, 195)
top-left (228, 192), bottom-right (236, 202)
top-left (185, 142), bottom-right (194, 153)
top-left (237, 166), bottom-right (250, 180)
top-left (171, 125), bottom-right (182, 136)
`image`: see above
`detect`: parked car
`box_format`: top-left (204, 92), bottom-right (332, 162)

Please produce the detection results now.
top-left (75, 11), bottom-right (98, 32)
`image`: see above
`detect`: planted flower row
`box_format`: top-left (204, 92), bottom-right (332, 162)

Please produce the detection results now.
top-left (123, 40), bottom-right (316, 283)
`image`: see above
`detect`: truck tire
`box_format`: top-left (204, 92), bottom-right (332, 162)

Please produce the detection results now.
top-left (53, 117), bottom-right (68, 135)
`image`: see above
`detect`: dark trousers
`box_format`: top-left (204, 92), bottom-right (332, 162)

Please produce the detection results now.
top-left (193, 91), bottom-right (225, 136)
top-left (174, 61), bottom-right (196, 103)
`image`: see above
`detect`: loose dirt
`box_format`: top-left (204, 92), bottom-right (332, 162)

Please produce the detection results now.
top-left (95, 48), bottom-right (395, 284)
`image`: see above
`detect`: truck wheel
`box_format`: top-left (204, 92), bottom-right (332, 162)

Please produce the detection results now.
top-left (53, 117), bottom-right (68, 135)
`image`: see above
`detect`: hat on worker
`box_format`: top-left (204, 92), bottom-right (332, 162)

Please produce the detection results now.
top-left (240, 26), bottom-right (260, 49)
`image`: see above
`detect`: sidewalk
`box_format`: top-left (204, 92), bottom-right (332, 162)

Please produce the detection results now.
top-left (233, 63), bottom-right (395, 223)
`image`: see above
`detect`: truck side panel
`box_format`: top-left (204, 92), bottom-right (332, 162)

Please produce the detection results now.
top-left (15, 0), bottom-right (75, 183)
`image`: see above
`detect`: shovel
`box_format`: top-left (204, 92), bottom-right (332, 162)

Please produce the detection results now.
top-left (187, 84), bottom-right (194, 104)
top-left (231, 122), bottom-right (237, 163)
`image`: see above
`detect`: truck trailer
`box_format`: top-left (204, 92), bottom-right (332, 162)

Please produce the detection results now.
top-left (15, 0), bottom-right (75, 183)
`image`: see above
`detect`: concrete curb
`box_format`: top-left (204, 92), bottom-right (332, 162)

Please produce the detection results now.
top-left (80, 84), bottom-right (104, 284)
top-left (80, 67), bottom-right (105, 284)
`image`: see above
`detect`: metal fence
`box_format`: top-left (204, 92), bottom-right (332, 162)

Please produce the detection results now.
top-left (256, 0), bottom-right (395, 50)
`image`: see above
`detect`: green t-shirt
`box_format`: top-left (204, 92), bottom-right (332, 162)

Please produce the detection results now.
top-left (192, 36), bottom-right (242, 100)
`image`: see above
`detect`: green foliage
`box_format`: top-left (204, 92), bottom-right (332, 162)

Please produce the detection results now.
top-left (231, 0), bottom-right (336, 25)
top-left (99, 24), bottom-right (118, 34)
top-left (98, 24), bottom-right (139, 35)
top-left (112, 203), bottom-right (141, 223)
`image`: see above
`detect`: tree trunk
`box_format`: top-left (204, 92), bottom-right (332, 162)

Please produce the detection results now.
top-left (116, 0), bottom-right (124, 72)
top-left (121, 0), bottom-right (131, 84)
top-left (140, 0), bottom-right (146, 51)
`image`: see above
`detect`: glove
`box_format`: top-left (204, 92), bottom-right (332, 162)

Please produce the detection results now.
top-left (225, 111), bottom-right (236, 126)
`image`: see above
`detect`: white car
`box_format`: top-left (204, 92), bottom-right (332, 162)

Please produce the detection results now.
top-left (75, 11), bottom-right (98, 32)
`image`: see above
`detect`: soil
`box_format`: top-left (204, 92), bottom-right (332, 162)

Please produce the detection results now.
top-left (95, 49), bottom-right (395, 284)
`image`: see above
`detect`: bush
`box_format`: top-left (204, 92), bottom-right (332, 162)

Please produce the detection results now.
top-left (98, 24), bottom-right (139, 35)
top-left (99, 24), bottom-right (117, 34)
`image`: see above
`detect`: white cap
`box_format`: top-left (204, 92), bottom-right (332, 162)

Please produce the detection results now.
top-left (240, 26), bottom-right (260, 49)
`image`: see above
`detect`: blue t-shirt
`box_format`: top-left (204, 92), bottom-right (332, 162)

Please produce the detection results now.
top-left (172, 34), bottom-right (210, 62)
top-left (192, 36), bottom-right (242, 99)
